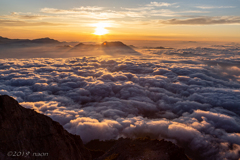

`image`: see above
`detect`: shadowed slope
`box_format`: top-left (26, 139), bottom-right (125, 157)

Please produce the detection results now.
top-left (85, 137), bottom-right (189, 160)
top-left (0, 95), bottom-right (91, 160)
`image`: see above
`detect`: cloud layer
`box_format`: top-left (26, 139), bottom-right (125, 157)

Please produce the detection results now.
top-left (161, 16), bottom-right (240, 25)
top-left (0, 44), bottom-right (240, 159)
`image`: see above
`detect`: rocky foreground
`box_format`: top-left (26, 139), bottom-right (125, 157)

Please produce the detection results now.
top-left (86, 138), bottom-right (189, 160)
top-left (0, 95), bottom-right (189, 160)
top-left (0, 95), bottom-right (90, 160)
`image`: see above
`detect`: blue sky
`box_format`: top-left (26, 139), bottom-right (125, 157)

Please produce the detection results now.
top-left (0, 0), bottom-right (240, 41)
top-left (1, 0), bottom-right (239, 14)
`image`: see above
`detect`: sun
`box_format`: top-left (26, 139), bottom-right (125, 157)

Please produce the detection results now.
top-left (93, 22), bottom-right (109, 35)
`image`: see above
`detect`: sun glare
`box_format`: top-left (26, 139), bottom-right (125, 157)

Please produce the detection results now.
top-left (93, 22), bottom-right (109, 35)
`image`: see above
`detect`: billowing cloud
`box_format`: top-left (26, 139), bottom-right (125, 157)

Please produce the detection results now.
top-left (0, 44), bottom-right (240, 159)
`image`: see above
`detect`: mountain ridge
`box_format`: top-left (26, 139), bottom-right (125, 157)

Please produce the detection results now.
top-left (0, 36), bottom-right (60, 44)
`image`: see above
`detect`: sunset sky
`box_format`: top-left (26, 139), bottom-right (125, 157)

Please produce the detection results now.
top-left (0, 0), bottom-right (240, 42)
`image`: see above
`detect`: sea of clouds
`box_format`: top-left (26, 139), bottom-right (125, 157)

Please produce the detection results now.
top-left (0, 44), bottom-right (240, 159)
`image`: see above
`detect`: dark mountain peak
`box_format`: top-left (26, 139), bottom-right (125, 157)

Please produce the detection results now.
top-left (0, 95), bottom-right (20, 113)
top-left (0, 36), bottom-right (8, 39)
top-left (0, 95), bottom-right (91, 160)
top-left (34, 37), bottom-right (51, 40)
top-left (74, 43), bottom-right (85, 47)
top-left (32, 37), bottom-right (59, 43)
top-left (101, 41), bottom-right (141, 55)
top-left (101, 41), bottom-right (127, 47)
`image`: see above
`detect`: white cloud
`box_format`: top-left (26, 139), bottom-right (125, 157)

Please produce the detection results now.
top-left (1, 45), bottom-right (240, 159)
top-left (196, 6), bottom-right (235, 9)
top-left (160, 16), bottom-right (240, 25)
top-left (41, 6), bottom-right (104, 13)
top-left (146, 2), bottom-right (177, 7)
top-left (40, 7), bottom-right (125, 19)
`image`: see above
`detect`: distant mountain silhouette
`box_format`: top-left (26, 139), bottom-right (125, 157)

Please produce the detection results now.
top-left (31, 38), bottom-right (59, 43)
top-left (143, 46), bottom-right (173, 49)
top-left (74, 43), bottom-right (85, 47)
top-left (101, 41), bottom-right (128, 47)
top-left (71, 41), bottom-right (141, 56)
top-left (101, 41), bottom-right (141, 55)
top-left (0, 36), bottom-right (141, 58)
top-left (0, 36), bottom-right (60, 44)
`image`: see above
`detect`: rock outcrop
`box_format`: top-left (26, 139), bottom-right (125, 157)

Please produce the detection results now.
top-left (0, 95), bottom-right (91, 160)
top-left (93, 137), bottom-right (189, 160)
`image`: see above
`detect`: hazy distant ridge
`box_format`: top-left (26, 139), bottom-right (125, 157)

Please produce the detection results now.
top-left (0, 36), bottom-right (60, 44)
